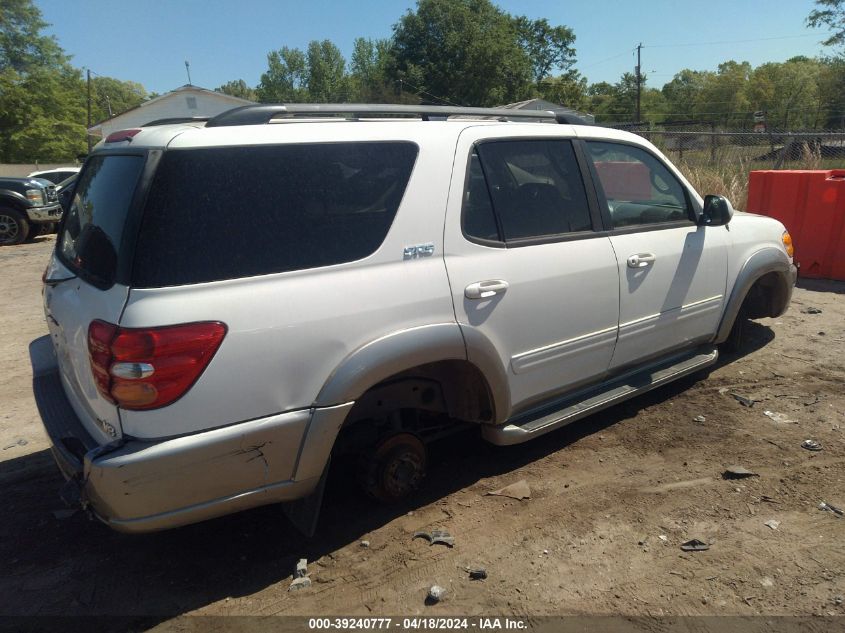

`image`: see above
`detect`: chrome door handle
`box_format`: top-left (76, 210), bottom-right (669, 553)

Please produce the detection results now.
top-left (627, 253), bottom-right (656, 268)
top-left (465, 280), bottom-right (509, 299)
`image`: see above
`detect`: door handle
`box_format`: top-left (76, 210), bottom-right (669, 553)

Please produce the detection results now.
top-left (627, 253), bottom-right (656, 268)
top-left (465, 280), bottom-right (509, 300)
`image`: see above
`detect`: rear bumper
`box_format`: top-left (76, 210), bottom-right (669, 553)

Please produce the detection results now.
top-left (30, 335), bottom-right (352, 533)
top-left (26, 204), bottom-right (63, 223)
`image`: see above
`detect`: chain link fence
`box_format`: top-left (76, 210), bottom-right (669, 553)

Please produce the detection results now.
top-left (611, 123), bottom-right (845, 207)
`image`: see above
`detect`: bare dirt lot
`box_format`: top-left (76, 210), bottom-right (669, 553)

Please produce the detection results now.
top-left (1, 237), bottom-right (844, 629)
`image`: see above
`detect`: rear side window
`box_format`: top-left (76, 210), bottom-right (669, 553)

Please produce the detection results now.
top-left (470, 140), bottom-right (592, 242)
top-left (58, 155), bottom-right (145, 287)
top-left (132, 142), bottom-right (418, 287)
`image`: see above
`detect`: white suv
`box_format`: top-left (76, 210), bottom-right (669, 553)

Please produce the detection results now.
top-left (33, 104), bottom-right (796, 534)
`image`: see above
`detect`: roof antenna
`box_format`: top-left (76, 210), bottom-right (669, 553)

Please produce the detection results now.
top-left (185, 60), bottom-right (192, 86)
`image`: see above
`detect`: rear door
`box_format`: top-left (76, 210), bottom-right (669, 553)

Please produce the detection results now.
top-left (444, 127), bottom-right (621, 417)
top-left (43, 153), bottom-right (148, 444)
top-left (582, 140), bottom-right (728, 370)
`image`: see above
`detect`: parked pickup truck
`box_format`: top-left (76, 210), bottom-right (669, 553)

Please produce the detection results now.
top-left (32, 104), bottom-right (796, 534)
top-left (0, 177), bottom-right (62, 245)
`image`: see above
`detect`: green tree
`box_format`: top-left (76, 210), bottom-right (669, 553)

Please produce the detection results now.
top-left (349, 37), bottom-right (396, 102)
top-left (513, 16), bottom-right (576, 84)
top-left (808, 0), bottom-right (845, 50)
top-left (0, 0), bottom-right (64, 72)
top-left (389, 0), bottom-right (534, 106)
top-left (662, 69), bottom-right (709, 122)
top-left (748, 58), bottom-right (823, 129)
top-left (536, 74), bottom-right (588, 109)
top-left (0, 0), bottom-right (88, 161)
top-left (695, 61), bottom-right (752, 127)
top-left (256, 47), bottom-right (309, 102)
top-left (90, 76), bottom-right (147, 123)
top-left (216, 79), bottom-right (257, 101)
top-left (307, 40), bottom-right (348, 102)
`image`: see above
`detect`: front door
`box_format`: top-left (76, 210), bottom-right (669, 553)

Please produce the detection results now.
top-left (582, 140), bottom-right (728, 370)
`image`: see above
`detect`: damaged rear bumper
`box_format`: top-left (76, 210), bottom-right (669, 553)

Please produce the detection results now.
top-left (31, 335), bottom-right (353, 533)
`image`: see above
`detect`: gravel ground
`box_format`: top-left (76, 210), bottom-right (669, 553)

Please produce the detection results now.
top-left (1, 237), bottom-right (843, 627)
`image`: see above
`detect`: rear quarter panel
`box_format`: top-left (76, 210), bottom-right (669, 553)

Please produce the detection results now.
top-left (119, 127), bottom-right (460, 439)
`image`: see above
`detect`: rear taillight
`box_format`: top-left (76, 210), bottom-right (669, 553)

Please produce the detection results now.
top-left (87, 320), bottom-right (227, 410)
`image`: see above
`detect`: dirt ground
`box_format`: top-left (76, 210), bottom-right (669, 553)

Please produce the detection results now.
top-left (1, 237), bottom-right (844, 628)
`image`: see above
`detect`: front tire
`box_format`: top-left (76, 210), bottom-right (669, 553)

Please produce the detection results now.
top-left (0, 208), bottom-right (29, 246)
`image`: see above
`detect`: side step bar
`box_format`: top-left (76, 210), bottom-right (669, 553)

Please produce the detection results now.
top-left (482, 346), bottom-right (719, 446)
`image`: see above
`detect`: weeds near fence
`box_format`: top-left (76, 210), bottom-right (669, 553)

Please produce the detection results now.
top-left (627, 127), bottom-right (845, 210)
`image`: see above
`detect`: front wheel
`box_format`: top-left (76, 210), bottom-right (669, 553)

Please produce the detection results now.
top-left (359, 432), bottom-right (427, 503)
top-left (0, 208), bottom-right (29, 246)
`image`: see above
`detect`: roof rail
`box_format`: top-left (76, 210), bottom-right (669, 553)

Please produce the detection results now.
top-left (143, 116), bottom-right (211, 127)
top-left (205, 104), bottom-right (591, 127)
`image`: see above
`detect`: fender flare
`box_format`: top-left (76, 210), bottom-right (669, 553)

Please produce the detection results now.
top-left (715, 247), bottom-right (795, 344)
top-left (0, 189), bottom-right (29, 210)
top-left (298, 323), bottom-right (511, 482)
top-left (313, 322), bottom-right (511, 424)
top-left (314, 323), bottom-right (467, 407)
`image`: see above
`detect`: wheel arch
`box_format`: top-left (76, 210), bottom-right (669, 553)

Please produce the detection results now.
top-left (0, 190), bottom-right (28, 211)
top-left (715, 247), bottom-right (796, 344)
top-left (294, 324), bottom-right (510, 483)
top-left (314, 322), bottom-right (509, 422)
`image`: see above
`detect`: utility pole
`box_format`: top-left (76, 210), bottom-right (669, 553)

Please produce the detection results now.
top-left (635, 43), bottom-right (642, 124)
top-left (185, 60), bottom-right (192, 85)
top-left (86, 68), bottom-right (92, 153)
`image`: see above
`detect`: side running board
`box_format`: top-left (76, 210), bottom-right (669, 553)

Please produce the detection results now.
top-left (483, 346), bottom-right (719, 446)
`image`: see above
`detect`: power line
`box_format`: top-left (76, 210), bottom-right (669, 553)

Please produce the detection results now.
top-left (396, 78), bottom-right (462, 107)
top-left (644, 32), bottom-right (834, 49)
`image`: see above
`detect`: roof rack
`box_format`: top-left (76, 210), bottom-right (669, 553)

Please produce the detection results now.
top-left (205, 104), bottom-right (591, 128)
top-left (143, 116), bottom-right (212, 127)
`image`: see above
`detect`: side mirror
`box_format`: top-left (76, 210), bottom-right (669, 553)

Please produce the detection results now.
top-left (700, 194), bottom-right (734, 226)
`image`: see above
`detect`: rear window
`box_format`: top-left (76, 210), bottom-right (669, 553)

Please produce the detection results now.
top-left (132, 142), bottom-right (418, 287)
top-left (58, 155), bottom-right (145, 287)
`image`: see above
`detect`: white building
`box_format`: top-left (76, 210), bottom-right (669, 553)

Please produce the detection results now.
top-left (87, 85), bottom-right (255, 138)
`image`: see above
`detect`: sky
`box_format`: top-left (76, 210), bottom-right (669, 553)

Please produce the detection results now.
top-left (36, 0), bottom-right (834, 96)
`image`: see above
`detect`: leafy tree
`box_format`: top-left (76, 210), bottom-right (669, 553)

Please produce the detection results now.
top-left (808, 0), bottom-right (845, 50)
top-left (748, 58), bottom-right (823, 129)
top-left (216, 79), bottom-right (257, 101)
top-left (307, 40), bottom-right (348, 102)
top-left (536, 74), bottom-right (588, 109)
top-left (662, 69), bottom-right (709, 122)
top-left (514, 16), bottom-right (576, 84)
top-left (0, 0), bottom-right (88, 161)
top-left (0, 0), bottom-right (65, 72)
top-left (694, 61), bottom-right (753, 127)
top-left (349, 37), bottom-right (395, 102)
top-left (389, 0), bottom-right (534, 106)
top-left (256, 47), bottom-right (309, 102)
top-left (90, 76), bottom-right (147, 123)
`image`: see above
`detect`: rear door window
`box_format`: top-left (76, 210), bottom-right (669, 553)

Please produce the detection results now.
top-left (132, 142), bottom-right (418, 287)
top-left (58, 155), bottom-right (145, 287)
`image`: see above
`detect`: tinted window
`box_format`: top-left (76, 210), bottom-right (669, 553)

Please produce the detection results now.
top-left (475, 140), bottom-right (592, 241)
top-left (132, 142), bottom-right (417, 287)
top-left (586, 141), bottom-right (691, 228)
top-left (462, 152), bottom-right (500, 242)
top-left (58, 155), bottom-right (145, 287)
